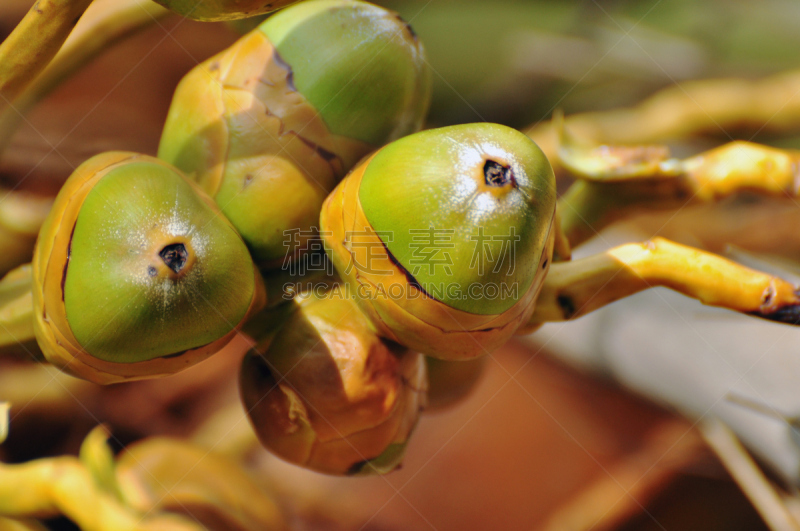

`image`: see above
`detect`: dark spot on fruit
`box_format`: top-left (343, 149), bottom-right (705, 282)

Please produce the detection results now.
top-left (294, 134), bottom-right (337, 162)
top-left (382, 242), bottom-right (433, 299)
top-left (147, 266), bottom-right (157, 277)
top-left (290, 132), bottom-right (342, 175)
top-left (484, 160), bottom-right (513, 187)
top-left (395, 14), bottom-right (417, 40)
top-left (159, 243), bottom-right (188, 274)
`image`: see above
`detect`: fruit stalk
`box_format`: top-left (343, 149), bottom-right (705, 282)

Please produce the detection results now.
top-left (0, 264), bottom-right (37, 356)
top-left (0, 0), bottom-right (170, 154)
top-left (529, 237), bottom-right (800, 325)
top-left (0, 0), bottom-right (94, 114)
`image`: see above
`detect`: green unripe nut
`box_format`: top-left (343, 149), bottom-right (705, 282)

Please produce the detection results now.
top-left (33, 152), bottom-right (264, 384)
top-left (321, 123), bottom-right (557, 360)
top-left (260, 0), bottom-right (431, 145)
top-left (360, 123), bottom-right (556, 314)
top-left (158, 0), bottom-right (430, 267)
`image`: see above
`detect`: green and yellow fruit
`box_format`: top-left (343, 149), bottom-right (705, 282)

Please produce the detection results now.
top-left (240, 288), bottom-right (426, 475)
top-left (158, 0), bottom-right (431, 268)
top-left (152, 0), bottom-right (300, 21)
top-left (321, 123), bottom-right (557, 360)
top-left (33, 152), bottom-right (265, 384)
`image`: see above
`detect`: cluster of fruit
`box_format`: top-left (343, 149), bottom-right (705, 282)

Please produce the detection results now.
top-left (12, 0), bottom-right (800, 479)
top-left (20, 0), bottom-right (558, 475)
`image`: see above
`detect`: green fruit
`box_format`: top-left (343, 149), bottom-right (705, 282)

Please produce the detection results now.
top-left (158, 0), bottom-right (431, 267)
top-left (261, 0), bottom-right (431, 145)
top-left (33, 152), bottom-right (264, 384)
top-left (321, 123), bottom-right (557, 360)
top-left (360, 123), bottom-right (555, 314)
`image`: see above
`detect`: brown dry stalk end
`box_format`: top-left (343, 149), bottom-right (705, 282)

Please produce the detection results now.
top-left (159, 243), bottom-right (189, 274)
top-left (484, 160), bottom-right (513, 187)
